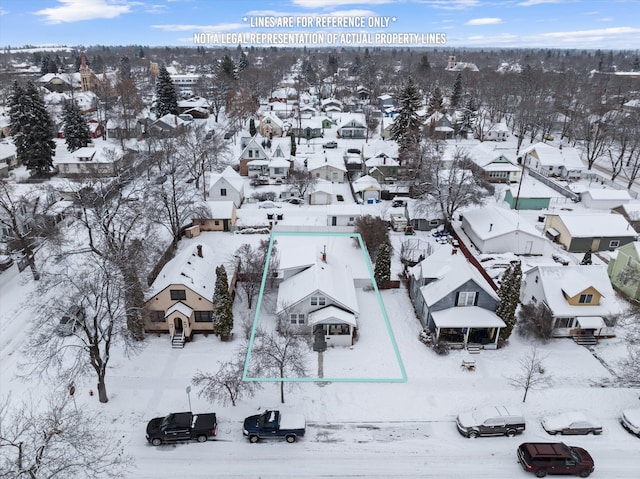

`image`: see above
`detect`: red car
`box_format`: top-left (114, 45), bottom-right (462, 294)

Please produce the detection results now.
top-left (517, 442), bottom-right (594, 478)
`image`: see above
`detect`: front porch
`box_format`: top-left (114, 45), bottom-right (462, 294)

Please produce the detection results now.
top-left (429, 306), bottom-right (506, 350)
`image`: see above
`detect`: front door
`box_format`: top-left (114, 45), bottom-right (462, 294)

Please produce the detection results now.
top-left (591, 239), bottom-right (600, 251)
top-left (174, 318), bottom-right (183, 333)
top-left (331, 216), bottom-right (337, 226)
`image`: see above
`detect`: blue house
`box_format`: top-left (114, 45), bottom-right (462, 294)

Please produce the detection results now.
top-left (409, 245), bottom-right (504, 349)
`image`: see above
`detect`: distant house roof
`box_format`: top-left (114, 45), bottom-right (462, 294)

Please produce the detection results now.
top-left (208, 166), bottom-right (244, 194)
top-left (522, 142), bottom-right (584, 170)
top-left (353, 175), bottom-right (381, 193)
top-left (206, 200), bottom-right (235, 219)
top-left (581, 189), bottom-right (633, 202)
top-left (469, 143), bottom-right (519, 170)
top-left (147, 244), bottom-right (217, 299)
top-left (462, 206), bottom-right (543, 241)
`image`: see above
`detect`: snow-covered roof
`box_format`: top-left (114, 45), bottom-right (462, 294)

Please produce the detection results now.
top-left (581, 189), bottom-right (633, 202)
top-left (310, 179), bottom-right (334, 195)
top-left (528, 265), bottom-right (621, 317)
top-left (206, 201), bottom-right (235, 219)
top-left (277, 260), bottom-right (358, 315)
top-left (308, 157), bottom-right (347, 172)
top-left (431, 306), bottom-right (505, 328)
top-left (0, 141), bottom-right (17, 161)
top-left (308, 305), bottom-right (357, 326)
top-left (555, 213), bottom-right (636, 237)
top-left (522, 143), bottom-right (584, 169)
top-left (365, 156), bottom-right (399, 168)
top-left (177, 97), bottom-right (209, 109)
top-left (618, 202), bottom-right (640, 220)
top-left (353, 175), bottom-right (381, 192)
top-left (506, 178), bottom-right (564, 199)
top-left (469, 142), bottom-right (518, 169)
top-left (53, 140), bottom-right (122, 165)
top-left (208, 167), bottom-right (244, 194)
top-left (147, 244), bottom-right (217, 300)
top-left (165, 301), bottom-right (193, 318)
top-left (462, 206), bottom-right (543, 241)
top-left (411, 245), bottom-right (499, 306)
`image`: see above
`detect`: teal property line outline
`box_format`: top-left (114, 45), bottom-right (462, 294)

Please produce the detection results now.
top-left (242, 231), bottom-right (407, 383)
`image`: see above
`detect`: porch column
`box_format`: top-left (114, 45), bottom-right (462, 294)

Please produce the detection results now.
top-left (435, 328), bottom-right (441, 341)
top-left (494, 328), bottom-right (501, 346)
top-left (463, 327), bottom-right (470, 346)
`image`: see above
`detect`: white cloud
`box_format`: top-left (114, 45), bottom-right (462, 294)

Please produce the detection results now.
top-left (517, 0), bottom-right (565, 6)
top-left (417, 0), bottom-right (480, 10)
top-left (151, 23), bottom-right (248, 32)
top-left (0, 8), bottom-right (8, 16)
top-left (34, 0), bottom-right (135, 24)
top-left (291, 0), bottom-right (392, 7)
top-left (145, 4), bottom-right (168, 14)
top-left (465, 17), bottom-right (502, 25)
top-left (537, 26), bottom-right (639, 38)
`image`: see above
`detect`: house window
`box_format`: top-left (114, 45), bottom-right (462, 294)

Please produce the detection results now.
top-left (457, 292), bottom-right (476, 306)
top-left (220, 188), bottom-right (227, 196)
top-left (328, 324), bottom-right (350, 335)
top-left (578, 294), bottom-right (593, 304)
top-left (310, 296), bottom-right (326, 306)
top-left (290, 313), bottom-right (306, 325)
top-left (248, 150), bottom-right (253, 158)
top-left (609, 240), bottom-right (620, 248)
top-left (429, 220), bottom-right (439, 226)
top-left (555, 317), bottom-right (574, 329)
top-left (170, 289), bottom-right (187, 300)
top-left (149, 310), bottom-right (165, 322)
top-left (214, 220), bottom-right (220, 226)
top-left (194, 311), bottom-right (213, 322)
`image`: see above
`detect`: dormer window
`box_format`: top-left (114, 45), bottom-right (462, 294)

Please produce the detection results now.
top-left (457, 292), bottom-right (476, 306)
top-left (578, 293), bottom-right (593, 304)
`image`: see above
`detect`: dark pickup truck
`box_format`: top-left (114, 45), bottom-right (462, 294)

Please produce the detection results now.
top-left (243, 409), bottom-right (306, 443)
top-left (146, 412), bottom-right (217, 446)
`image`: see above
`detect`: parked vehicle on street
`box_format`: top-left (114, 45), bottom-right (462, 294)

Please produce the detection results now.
top-left (283, 197), bottom-right (304, 205)
top-left (243, 409), bottom-right (305, 443)
top-left (620, 408), bottom-right (640, 437)
top-left (456, 406), bottom-right (525, 438)
top-left (323, 141), bottom-right (337, 149)
top-left (0, 255), bottom-right (13, 272)
top-left (258, 200), bottom-right (282, 209)
top-left (146, 412), bottom-right (217, 446)
top-left (517, 442), bottom-right (594, 477)
top-left (541, 411), bottom-right (602, 436)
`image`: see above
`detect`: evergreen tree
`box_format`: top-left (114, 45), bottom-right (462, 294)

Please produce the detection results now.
top-left (390, 76), bottom-right (422, 150)
top-left (290, 132), bottom-right (297, 157)
top-left (213, 265), bottom-right (234, 340)
top-left (450, 72), bottom-right (462, 108)
top-left (249, 118), bottom-right (256, 137)
top-left (418, 54), bottom-right (431, 73)
top-left (581, 250), bottom-right (593, 265)
top-left (9, 81), bottom-right (55, 175)
top-left (238, 52), bottom-right (248, 72)
top-left (62, 100), bottom-right (91, 152)
top-left (374, 239), bottom-right (392, 285)
top-left (497, 262), bottom-right (522, 344)
top-left (219, 55), bottom-right (236, 80)
top-left (427, 87), bottom-right (444, 115)
top-left (119, 56), bottom-right (131, 79)
top-left (154, 64), bottom-right (178, 118)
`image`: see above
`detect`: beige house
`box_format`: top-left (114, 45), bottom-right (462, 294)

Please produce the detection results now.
top-left (144, 244), bottom-right (219, 347)
top-left (192, 201), bottom-right (237, 232)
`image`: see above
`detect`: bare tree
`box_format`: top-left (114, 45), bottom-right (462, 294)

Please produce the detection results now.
top-left (24, 256), bottom-right (141, 403)
top-left (0, 391), bottom-right (132, 478)
top-left (362, 104), bottom-right (379, 142)
top-left (235, 240), bottom-right (279, 310)
top-left (252, 325), bottom-right (310, 404)
top-left (114, 76), bottom-right (142, 142)
top-left (507, 346), bottom-right (551, 402)
top-left (574, 110), bottom-right (611, 170)
top-left (285, 168), bottom-right (316, 199)
top-left (177, 124), bottom-right (230, 195)
top-left (192, 344), bottom-right (262, 407)
top-left (0, 181), bottom-right (65, 280)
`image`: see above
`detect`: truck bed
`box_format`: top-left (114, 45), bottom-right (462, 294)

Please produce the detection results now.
top-left (279, 413), bottom-right (305, 430)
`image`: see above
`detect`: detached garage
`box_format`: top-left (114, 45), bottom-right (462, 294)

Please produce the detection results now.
top-left (461, 206), bottom-right (547, 255)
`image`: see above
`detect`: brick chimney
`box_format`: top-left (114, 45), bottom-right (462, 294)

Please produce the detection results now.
top-left (197, 245), bottom-right (203, 258)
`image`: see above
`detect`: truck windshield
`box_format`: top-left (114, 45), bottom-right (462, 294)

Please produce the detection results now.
top-left (161, 414), bottom-right (173, 431)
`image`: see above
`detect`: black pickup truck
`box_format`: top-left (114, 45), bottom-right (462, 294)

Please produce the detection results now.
top-left (243, 409), bottom-right (306, 443)
top-left (146, 412), bottom-right (217, 446)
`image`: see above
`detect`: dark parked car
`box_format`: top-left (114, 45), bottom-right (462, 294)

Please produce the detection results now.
top-left (347, 148), bottom-right (361, 154)
top-left (517, 442), bottom-right (594, 477)
top-left (456, 406), bottom-right (525, 438)
top-left (243, 410), bottom-right (305, 443)
top-left (146, 412), bottom-right (217, 446)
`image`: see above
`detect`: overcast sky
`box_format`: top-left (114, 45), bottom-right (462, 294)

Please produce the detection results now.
top-left (0, 0), bottom-right (639, 49)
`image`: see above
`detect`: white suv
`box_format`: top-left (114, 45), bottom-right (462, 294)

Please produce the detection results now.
top-left (620, 408), bottom-right (640, 437)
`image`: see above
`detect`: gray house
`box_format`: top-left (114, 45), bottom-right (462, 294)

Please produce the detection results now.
top-left (409, 245), bottom-right (504, 349)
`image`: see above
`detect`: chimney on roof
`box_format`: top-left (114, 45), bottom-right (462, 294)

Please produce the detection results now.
top-left (452, 248), bottom-right (458, 255)
top-left (383, 156), bottom-right (386, 165)
top-left (489, 223), bottom-right (493, 232)
top-left (197, 245), bottom-right (203, 258)
top-left (321, 245), bottom-right (327, 263)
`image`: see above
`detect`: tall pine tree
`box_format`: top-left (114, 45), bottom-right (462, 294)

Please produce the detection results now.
top-left (497, 262), bottom-right (522, 344)
top-left (427, 87), bottom-right (444, 115)
top-left (450, 72), bottom-right (463, 108)
top-left (154, 64), bottom-right (178, 118)
top-left (9, 81), bottom-right (55, 176)
top-left (213, 265), bottom-right (234, 340)
top-left (249, 118), bottom-right (256, 137)
top-left (374, 239), bottom-right (392, 285)
top-left (390, 76), bottom-right (422, 150)
top-left (290, 132), bottom-right (297, 157)
top-left (62, 100), bottom-right (91, 152)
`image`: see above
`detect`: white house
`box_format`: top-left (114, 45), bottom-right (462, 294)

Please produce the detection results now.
top-left (353, 175), bottom-right (382, 202)
top-left (207, 166), bottom-right (245, 208)
top-left (308, 157), bottom-right (347, 183)
top-left (522, 143), bottom-right (584, 179)
top-left (460, 206), bottom-right (547, 255)
top-left (469, 142), bottom-right (521, 183)
top-left (484, 122), bottom-right (509, 141)
top-left (580, 189), bottom-right (633, 210)
top-left (55, 141), bottom-right (122, 177)
top-left (308, 180), bottom-right (334, 205)
top-left (520, 265), bottom-right (620, 340)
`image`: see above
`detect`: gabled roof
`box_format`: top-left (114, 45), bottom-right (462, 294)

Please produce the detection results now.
top-left (238, 135), bottom-right (269, 160)
top-left (277, 260), bottom-right (358, 315)
top-left (582, 189), bottom-right (633, 202)
top-left (206, 201), bottom-right (235, 219)
top-left (554, 213), bottom-right (636, 237)
top-left (208, 167), bottom-right (244, 194)
top-left (463, 206), bottom-right (543, 241)
top-left (308, 305), bottom-right (357, 326)
top-left (353, 175), bottom-right (381, 192)
top-left (522, 142), bottom-right (583, 169)
top-left (469, 142), bottom-right (518, 169)
top-left (527, 265), bottom-right (621, 317)
top-left (411, 245), bottom-right (499, 306)
top-left (337, 115), bottom-right (366, 129)
top-left (147, 244), bottom-right (217, 300)
top-left (308, 157), bottom-right (347, 172)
